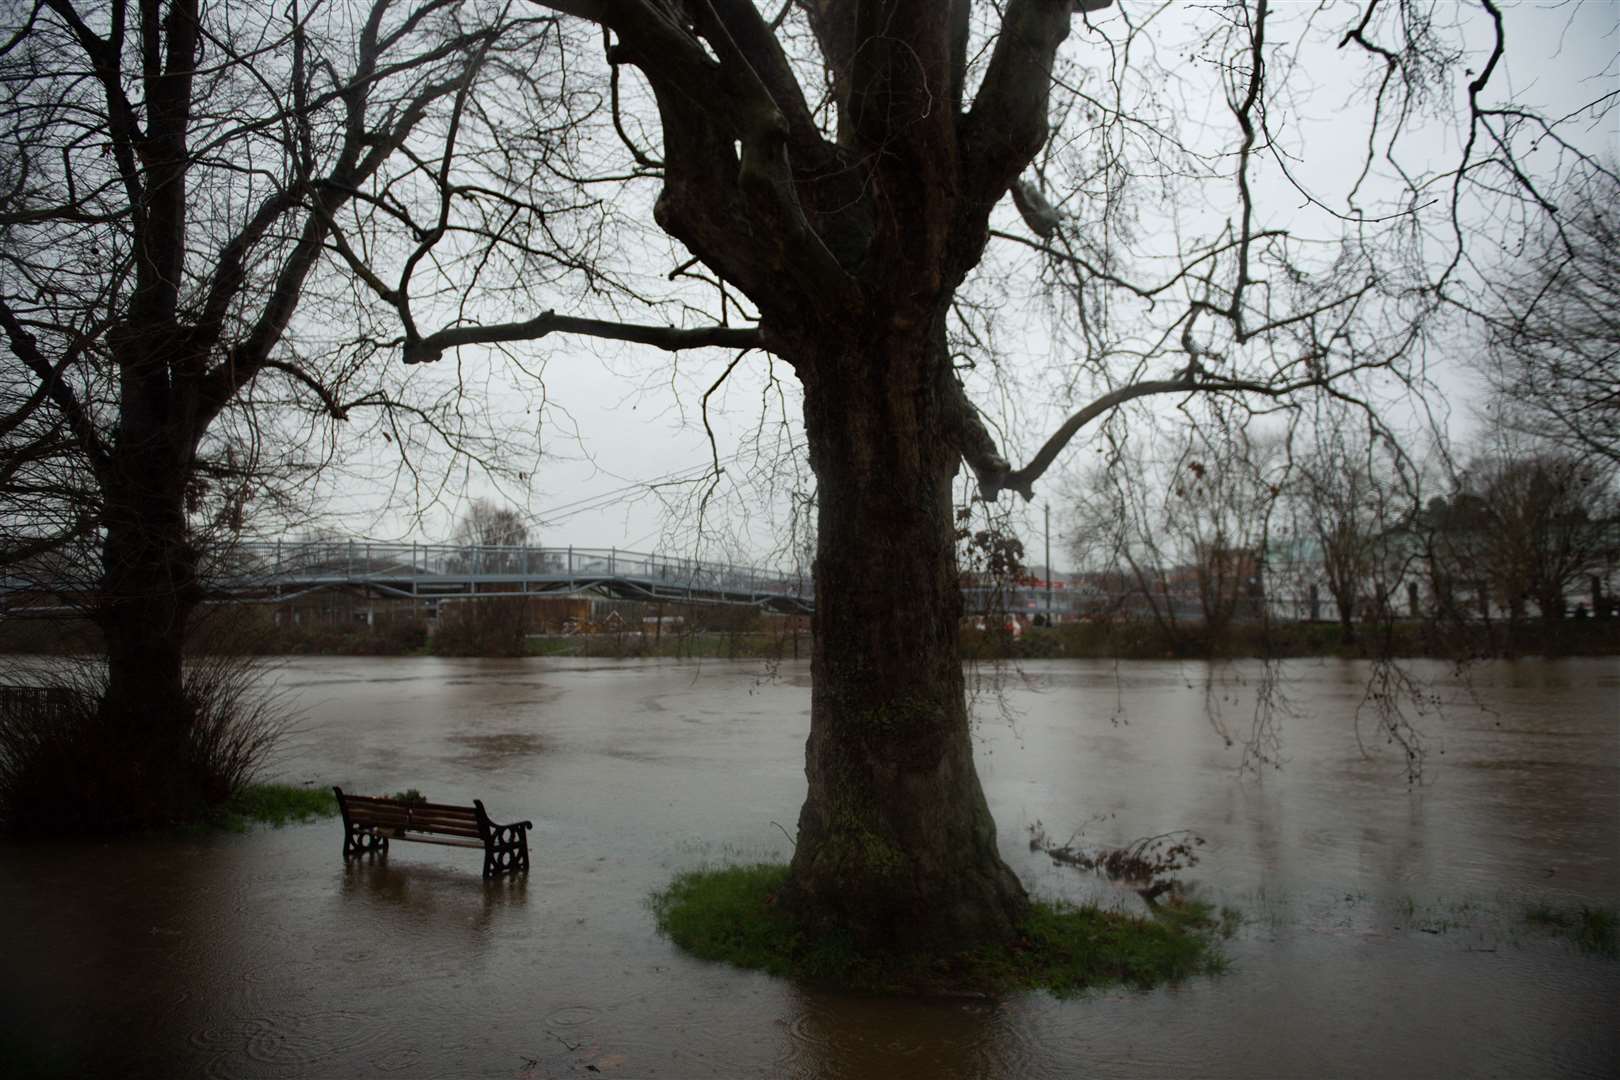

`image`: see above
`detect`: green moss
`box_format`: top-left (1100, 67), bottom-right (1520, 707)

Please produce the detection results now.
top-left (815, 794), bottom-right (908, 879)
top-left (818, 821), bottom-right (907, 879)
top-left (205, 782), bottom-right (337, 832)
top-left (650, 863), bottom-right (1230, 996)
top-left (1523, 903), bottom-right (1619, 958)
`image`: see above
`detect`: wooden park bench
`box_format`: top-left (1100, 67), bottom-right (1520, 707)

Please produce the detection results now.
top-left (332, 787), bottom-right (532, 878)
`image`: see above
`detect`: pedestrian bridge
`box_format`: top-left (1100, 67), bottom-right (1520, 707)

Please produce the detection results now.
top-left (216, 541), bottom-right (815, 615)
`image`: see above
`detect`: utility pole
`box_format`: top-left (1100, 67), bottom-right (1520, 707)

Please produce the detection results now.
top-left (1044, 503), bottom-right (1053, 624)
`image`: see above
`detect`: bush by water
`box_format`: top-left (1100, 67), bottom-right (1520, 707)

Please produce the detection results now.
top-left (0, 654), bottom-right (292, 833)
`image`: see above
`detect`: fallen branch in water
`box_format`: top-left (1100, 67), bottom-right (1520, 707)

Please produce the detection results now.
top-left (1029, 821), bottom-right (1207, 903)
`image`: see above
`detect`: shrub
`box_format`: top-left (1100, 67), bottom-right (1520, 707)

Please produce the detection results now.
top-left (217, 609), bottom-right (429, 656)
top-left (0, 654), bottom-right (293, 833)
top-left (432, 598), bottom-right (529, 657)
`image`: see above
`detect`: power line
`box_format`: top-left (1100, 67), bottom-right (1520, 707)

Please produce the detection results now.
top-left (535, 453), bottom-right (744, 525)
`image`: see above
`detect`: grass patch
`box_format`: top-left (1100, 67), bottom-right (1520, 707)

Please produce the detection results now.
top-left (650, 863), bottom-right (1231, 996)
top-left (206, 782), bottom-right (337, 832)
top-left (1003, 895), bottom-right (1231, 995)
top-left (1522, 903), bottom-right (1619, 958)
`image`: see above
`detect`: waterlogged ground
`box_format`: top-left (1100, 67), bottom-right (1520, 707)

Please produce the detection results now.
top-left (2, 655), bottom-right (1616, 1078)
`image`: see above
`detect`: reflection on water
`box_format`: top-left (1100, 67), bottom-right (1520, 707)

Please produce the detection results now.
top-left (340, 859), bottom-right (528, 923)
top-left (1, 655), bottom-right (1616, 1078)
top-left (773, 990), bottom-right (1048, 1080)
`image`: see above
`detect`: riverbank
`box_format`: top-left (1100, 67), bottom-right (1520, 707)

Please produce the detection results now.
top-left (4, 611), bottom-right (1617, 660)
top-left (962, 617), bottom-right (1620, 661)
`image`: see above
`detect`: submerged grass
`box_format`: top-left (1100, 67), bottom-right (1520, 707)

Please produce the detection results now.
top-left (1522, 903), bottom-right (1619, 958)
top-left (650, 863), bottom-right (1232, 996)
top-left (1231, 886), bottom-right (1619, 960)
top-left (205, 782), bottom-right (337, 832)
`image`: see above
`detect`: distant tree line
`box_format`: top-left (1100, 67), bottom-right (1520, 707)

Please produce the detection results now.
top-left (1068, 418), bottom-right (1619, 643)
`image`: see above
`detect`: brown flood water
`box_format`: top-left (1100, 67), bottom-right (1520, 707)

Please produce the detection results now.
top-left (2, 656), bottom-right (1617, 1078)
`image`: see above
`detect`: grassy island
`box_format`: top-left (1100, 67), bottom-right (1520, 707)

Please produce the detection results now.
top-left (652, 863), bottom-right (1234, 997)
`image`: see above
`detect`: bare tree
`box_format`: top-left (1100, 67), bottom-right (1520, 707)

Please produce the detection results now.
top-left (318, 0), bottom-right (1606, 954)
top-left (1071, 428), bottom-right (1281, 644)
top-left (1176, 435), bottom-right (1282, 637)
top-left (1068, 445), bottom-right (1189, 638)
top-left (1288, 424), bottom-right (1409, 643)
top-left (451, 498), bottom-right (530, 545)
top-left (449, 496), bottom-right (529, 571)
top-left (0, 384), bottom-right (95, 581)
top-left (1415, 488), bottom-right (1494, 628)
top-left (0, 0), bottom-right (558, 823)
top-left (1476, 165), bottom-right (1620, 468)
top-left (1460, 441), bottom-right (1617, 625)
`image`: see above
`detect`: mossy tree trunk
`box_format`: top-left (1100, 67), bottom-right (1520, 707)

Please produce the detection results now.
top-left (785, 314), bottom-right (1028, 951)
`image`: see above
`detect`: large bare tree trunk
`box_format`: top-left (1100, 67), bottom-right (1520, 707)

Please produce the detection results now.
top-left (99, 497), bottom-right (194, 726)
top-left (785, 316), bottom-right (1028, 951)
top-left (92, 363), bottom-right (206, 823)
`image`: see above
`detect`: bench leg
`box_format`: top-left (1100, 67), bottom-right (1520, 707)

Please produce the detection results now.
top-left (482, 824), bottom-right (530, 878)
top-left (342, 823), bottom-right (389, 859)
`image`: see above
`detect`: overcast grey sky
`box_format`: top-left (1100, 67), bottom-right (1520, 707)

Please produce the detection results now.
top-left (314, 0), bottom-right (1619, 566)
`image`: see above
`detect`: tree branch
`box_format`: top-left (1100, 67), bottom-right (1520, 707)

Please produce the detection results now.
top-left (704, 0), bottom-right (823, 160)
top-left (1225, 0), bottom-right (1268, 340)
top-left (41, 0), bottom-right (147, 222)
top-left (199, 19), bottom-right (488, 425)
top-left (253, 358), bottom-right (352, 420)
top-left (951, 369), bottom-right (1327, 502)
top-left (954, 0), bottom-right (1093, 273)
top-left (1, 519), bottom-right (95, 569)
top-left (0, 297), bottom-right (109, 472)
top-left (527, 0), bottom-right (605, 20)
top-left (404, 313), bottom-right (764, 364)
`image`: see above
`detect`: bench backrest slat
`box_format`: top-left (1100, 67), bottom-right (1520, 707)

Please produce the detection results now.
top-left (395, 816), bottom-right (480, 830)
top-left (336, 790), bottom-right (488, 839)
top-left (347, 818), bottom-right (481, 838)
top-left (346, 806), bottom-right (478, 823)
top-left (398, 821), bottom-right (482, 838)
top-left (364, 806), bottom-right (476, 822)
top-left (346, 808), bottom-right (409, 822)
top-left (341, 795), bottom-right (480, 816)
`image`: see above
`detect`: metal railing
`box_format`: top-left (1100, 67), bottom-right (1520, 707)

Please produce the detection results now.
top-left (215, 541), bottom-right (813, 605)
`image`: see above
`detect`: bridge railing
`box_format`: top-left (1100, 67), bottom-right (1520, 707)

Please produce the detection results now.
top-left (220, 541), bottom-right (812, 599)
